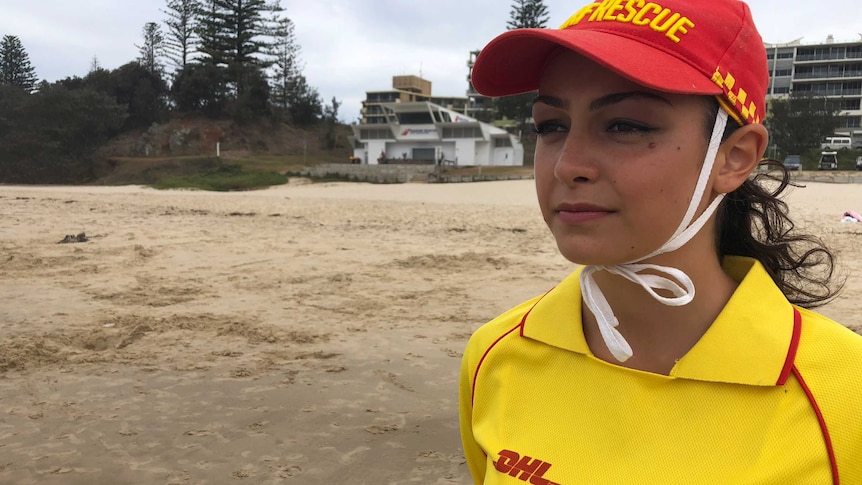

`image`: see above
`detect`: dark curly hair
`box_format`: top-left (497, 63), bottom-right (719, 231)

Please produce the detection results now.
top-left (704, 99), bottom-right (842, 308)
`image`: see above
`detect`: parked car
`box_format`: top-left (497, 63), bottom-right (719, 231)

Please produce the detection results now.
top-left (818, 151), bottom-right (838, 170)
top-left (856, 156), bottom-right (862, 171)
top-left (783, 154), bottom-right (801, 171)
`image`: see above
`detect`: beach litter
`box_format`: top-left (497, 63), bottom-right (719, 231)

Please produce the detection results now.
top-left (841, 210), bottom-right (862, 223)
top-left (58, 232), bottom-right (89, 243)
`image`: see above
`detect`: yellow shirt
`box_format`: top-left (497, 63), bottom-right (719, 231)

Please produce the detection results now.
top-left (460, 257), bottom-right (862, 484)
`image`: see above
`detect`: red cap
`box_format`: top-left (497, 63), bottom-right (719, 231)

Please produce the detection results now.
top-left (471, 0), bottom-right (768, 125)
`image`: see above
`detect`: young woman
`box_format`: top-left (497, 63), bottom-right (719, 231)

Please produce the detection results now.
top-left (459, 0), bottom-right (862, 483)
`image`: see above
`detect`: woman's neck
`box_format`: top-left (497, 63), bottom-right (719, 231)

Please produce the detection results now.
top-left (581, 241), bottom-right (738, 375)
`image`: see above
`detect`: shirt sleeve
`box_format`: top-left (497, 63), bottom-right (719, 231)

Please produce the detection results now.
top-left (459, 338), bottom-right (487, 484)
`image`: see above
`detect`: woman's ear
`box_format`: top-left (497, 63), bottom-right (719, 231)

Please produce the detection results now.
top-left (713, 123), bottom-right (769, 194)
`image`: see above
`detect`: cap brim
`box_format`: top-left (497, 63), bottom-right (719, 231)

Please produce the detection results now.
top-left (472, 28), bottom-right (723, 98)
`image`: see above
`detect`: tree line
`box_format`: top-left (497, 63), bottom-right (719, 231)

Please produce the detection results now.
top-left (765, 94), bottom-right (841, 160)
top-left (0, 0), bottom-right (338, 184)
top-left (0, 0), bottom-right (845, 183)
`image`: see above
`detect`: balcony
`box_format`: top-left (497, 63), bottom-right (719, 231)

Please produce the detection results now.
top-left (794, 71), bottom-right (862, 80)
top-left (796, 52), bottom-right (862, 62)
top-left (793, 88), bottom-right (862, 96)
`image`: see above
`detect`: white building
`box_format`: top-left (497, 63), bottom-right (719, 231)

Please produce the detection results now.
top-left (765, 36), bottom-right (862, 145)
top-left (349, 101), bottom-right (524, 166)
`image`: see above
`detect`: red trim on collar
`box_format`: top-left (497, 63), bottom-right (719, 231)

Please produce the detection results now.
top-left (471, 290), bottom-right (553, 406)
top-left (793, 365), bottom-right (839, 484)
top-left (776, 308), bottom-right (802, 386)
top-left (471, 322), bottom-right (521, 406)
top-left (519, 288), bottom-right (554, 338)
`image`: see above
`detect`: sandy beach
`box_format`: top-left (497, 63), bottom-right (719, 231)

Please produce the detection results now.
top-left (1, 179), bottom-right (860, 484)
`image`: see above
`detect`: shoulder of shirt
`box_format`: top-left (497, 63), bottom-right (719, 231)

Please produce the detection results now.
top-left (793, 307), bottom-right (862, 467)
top-left (463, 294), bottom-right (545, 359)
top-left (794, 305), bottom-right (862, 386)
top-left (796, 306), bottom-right (862, 355)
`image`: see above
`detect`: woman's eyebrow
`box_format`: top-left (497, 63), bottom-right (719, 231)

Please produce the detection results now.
top-left (533, 94), bottom-right (567, 109)
top-left (588, 91), bottom-right (673, 111)
top-left (533, 91), bottom-right (673, 111)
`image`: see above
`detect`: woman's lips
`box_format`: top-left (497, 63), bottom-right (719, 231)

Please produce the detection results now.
top-left (555, 203), bottom-right (614, 223)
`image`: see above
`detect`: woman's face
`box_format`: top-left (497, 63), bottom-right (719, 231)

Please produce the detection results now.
top-left (533, 51), bottom-right (715, 266)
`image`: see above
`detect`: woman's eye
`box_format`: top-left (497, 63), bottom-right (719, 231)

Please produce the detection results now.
top-left (532, 121), bottom-right (567, 136)
top-left (607, 120), bottom-right (653, 135)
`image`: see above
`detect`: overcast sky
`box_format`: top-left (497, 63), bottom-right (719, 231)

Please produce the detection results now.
top-left (2, 0), bottom-right (862, 123)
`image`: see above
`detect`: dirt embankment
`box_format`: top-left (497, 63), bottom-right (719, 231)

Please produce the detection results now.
top-left (92, 115), bottom-right (353, 184)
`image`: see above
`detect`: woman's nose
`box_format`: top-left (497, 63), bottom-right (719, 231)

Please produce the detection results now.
top-left (553, 132), bottom-right (599, 184)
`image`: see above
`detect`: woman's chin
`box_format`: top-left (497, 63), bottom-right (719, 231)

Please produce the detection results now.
top-left (555, 245), bottom-right (621, 267)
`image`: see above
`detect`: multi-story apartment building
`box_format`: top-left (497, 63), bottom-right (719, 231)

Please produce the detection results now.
top-left (766, 35), bottom-right (862, 145)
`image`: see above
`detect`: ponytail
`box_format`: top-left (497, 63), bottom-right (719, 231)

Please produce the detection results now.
top-left (704, 98), bottom-right (842, 308)
top-left (716, 162), bottom-right (842, 307)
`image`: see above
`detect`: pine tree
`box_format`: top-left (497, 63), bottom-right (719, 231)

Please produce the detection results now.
top-left (89, 55), bottom-right (102, 73)
top-left (196, 0), bottom-right (227, 67)
top-left (262, 1), bottom-right (322, 125)
top-left (136, 22), bottom-right (166, 76)
top-left (162, 0), bottom-right (200, 71)
top-left (322, 96), bottom-right (341, 148)
top-left (196, 0), bottom-right (271, 95)
top-left (286, 73), bottom-right (321, 126)
top-left (0, 35), bottom-right (38, 92)
top-left (266, 8), bottom-right (300, 112)
top-left (507, 0), bottom-right (550, 30)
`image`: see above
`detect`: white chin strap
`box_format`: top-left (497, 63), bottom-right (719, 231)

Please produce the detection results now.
top-left (580, 109), bottom-right (729, 362)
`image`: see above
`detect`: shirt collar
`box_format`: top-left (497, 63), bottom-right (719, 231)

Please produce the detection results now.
top-left (521, 256), bottom-right (796, 386)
